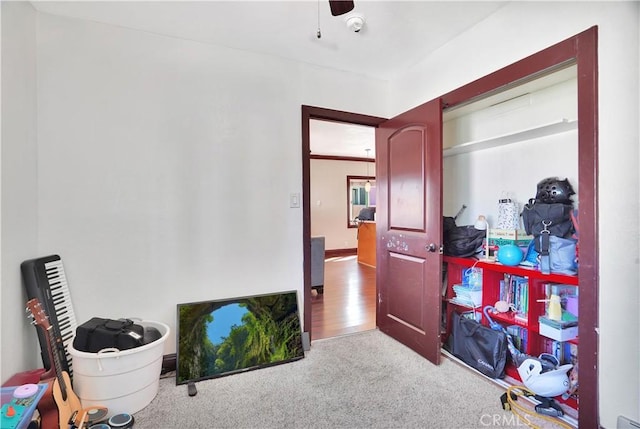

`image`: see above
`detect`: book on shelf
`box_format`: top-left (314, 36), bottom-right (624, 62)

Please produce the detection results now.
top-left (500, 274), bottom-right (529, 321)
top-left (539, 315), bottom-right (578, 329)
top-left (541, 337), bottom-right (574, 365)
top-left (539, 315), bottom-right (578, 342)
top-left (506, 325), bottom-right (528, 353)
top-left (449, 297), bottom-right (481, 308)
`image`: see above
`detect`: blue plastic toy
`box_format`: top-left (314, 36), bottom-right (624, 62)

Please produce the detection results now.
top-left (497, 244), bottom-right (524, 266)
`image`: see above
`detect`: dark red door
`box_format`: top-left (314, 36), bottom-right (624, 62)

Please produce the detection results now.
top-left (375, 98), bottom-right (443, 364)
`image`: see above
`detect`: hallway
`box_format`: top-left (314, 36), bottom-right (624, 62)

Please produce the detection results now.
top-left (311, 255), bottom-right (376, 340)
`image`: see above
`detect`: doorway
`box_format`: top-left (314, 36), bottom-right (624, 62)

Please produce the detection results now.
top-left (309, 120), bottom-right (376, 340)
top-left (301, 107), bottom-right (386, 341)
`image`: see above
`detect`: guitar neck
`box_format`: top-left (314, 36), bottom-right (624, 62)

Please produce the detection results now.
top-left (39, 327), bottom-right (58, 382)
top-left (45, 325), bottom-right (68, 401)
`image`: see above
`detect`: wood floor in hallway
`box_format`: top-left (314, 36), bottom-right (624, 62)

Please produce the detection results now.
top-left (311, 255), bottom-right (376, 341)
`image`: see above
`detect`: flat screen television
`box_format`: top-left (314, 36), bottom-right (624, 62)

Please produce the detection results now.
top-left (176, 290), bottom-right (304, 385)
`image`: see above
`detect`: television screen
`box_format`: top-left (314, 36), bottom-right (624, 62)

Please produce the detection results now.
top-left (176, 291), bottom-right (304, 385)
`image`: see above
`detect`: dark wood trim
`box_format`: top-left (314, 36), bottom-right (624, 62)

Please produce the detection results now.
top-left (442, 37), bottom-right (578, 110)
top-left (440, 26), bottom-right (599, 427)
top-left (302, 106), bottom-right (387, 341)
top-left (304, 106), bottom-right (387, 126)
top-left (574, 26), bottom-right (599, 428)
top-left (311, 154), bottom-right (376, 162)
top-left (325, 248), bottom-right (357, 258)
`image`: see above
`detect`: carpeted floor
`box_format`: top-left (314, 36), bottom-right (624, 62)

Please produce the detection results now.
top-left (133, 329), bottom-right (570, 428)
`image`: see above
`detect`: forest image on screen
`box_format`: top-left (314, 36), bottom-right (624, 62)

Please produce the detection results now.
top-left (176, 291), bottom-right (304, 384)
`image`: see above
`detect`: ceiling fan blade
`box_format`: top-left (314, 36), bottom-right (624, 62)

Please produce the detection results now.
top-left (329, 0), bottom-right (355, 16)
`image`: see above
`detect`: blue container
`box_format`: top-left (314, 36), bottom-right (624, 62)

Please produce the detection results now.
top-left (1, 384), bottom-right (47, 429)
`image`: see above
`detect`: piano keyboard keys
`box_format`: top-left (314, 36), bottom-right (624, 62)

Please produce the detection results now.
top-left (21, 254), bottom-right (77, 379)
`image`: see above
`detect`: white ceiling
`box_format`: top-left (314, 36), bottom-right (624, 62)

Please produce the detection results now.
top-left (30, 0), bottom-right (509, 157)
top-left (310, 119), bottom-right (376, 158)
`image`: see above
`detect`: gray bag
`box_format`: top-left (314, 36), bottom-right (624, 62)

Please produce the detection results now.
top-left (544, 236), bottom-right (578, 275)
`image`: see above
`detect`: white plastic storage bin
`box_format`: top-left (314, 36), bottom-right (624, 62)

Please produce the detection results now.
top-left (69, 320), bottom-right (169, 417)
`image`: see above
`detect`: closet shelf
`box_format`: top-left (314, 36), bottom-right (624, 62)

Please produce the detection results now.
top-left (443, 118), bottom-right (577, 157)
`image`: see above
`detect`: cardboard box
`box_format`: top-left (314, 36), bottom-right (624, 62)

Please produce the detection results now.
top-left (539, 317), bottom-right (578, 342)
top-left (488, 229), bottom-right (533, 247)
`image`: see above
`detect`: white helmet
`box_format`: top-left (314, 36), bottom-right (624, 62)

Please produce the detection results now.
top-left (517, 357), bottom-right (573, 397)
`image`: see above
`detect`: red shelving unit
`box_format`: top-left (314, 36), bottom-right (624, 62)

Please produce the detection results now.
top-left (442, 255), bottom-right (579, 415)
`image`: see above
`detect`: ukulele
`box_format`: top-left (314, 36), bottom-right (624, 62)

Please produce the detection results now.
top-left (27, 298), bottom-right (83, 429)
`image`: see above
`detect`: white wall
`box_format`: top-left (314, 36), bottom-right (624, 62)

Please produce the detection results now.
top-left (443, 75), bottom-right (578, 227)
top-left (0, 9), bottom-right (388, 380)
top-left (0, 2), bottom-right (39, 383)
top-left (310, 158), bottom-right (375, 250)
top-left (390, 2), bottom-right (640, 427)
top-left (443, 131), bottom-right (578, 227)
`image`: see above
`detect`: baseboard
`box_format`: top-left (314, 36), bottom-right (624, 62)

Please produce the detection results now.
top-left (325, 248), bottom-right (357, 258)
top-left (618, 416), bottom-right (640, 429)
top-left (302, 332), bottom-right (310, 351)
top-left (162, 353), bottom-right (176, 374)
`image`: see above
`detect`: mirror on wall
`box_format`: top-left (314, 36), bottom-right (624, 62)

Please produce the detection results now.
top-left (348, 175), bottom-right (376, 227)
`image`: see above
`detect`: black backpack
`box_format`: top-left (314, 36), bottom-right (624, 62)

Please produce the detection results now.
top-left (522, 177), bottom-right (576, 245)
top-left (521, 200), bottom-right (575, 243)
top-left (521, 177), bottom-right (577, 274)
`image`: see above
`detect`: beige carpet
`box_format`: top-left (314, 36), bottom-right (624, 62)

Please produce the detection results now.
top-left (133, 329), bottom-right (573, 428)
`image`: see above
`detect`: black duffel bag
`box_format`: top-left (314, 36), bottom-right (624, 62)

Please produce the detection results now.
top-left (73, 317), bottom-right (145, 353)
top-left (445, 312), bottom-right (507, 379)
top-left (443, 216), bottom-right (485, 257)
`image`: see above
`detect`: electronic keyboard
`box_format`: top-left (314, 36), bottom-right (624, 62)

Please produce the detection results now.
top-left (21, 254), bottom-right (77, 378)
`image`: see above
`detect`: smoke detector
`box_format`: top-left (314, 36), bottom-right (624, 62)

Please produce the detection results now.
top-left (345, 14), bottom-right (365, 33)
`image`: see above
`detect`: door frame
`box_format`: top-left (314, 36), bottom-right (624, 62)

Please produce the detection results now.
top-left (301, 106), bottom-right (387, 341)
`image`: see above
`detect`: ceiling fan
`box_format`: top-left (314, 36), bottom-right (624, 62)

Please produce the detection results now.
top-left (314, 0), bottom-right (357, 40)
top-left (329, 0), bottom-right (355, 16)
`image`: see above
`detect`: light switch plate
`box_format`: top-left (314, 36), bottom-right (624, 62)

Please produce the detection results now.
top-left (290, 193), bottom-right (300, 208)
